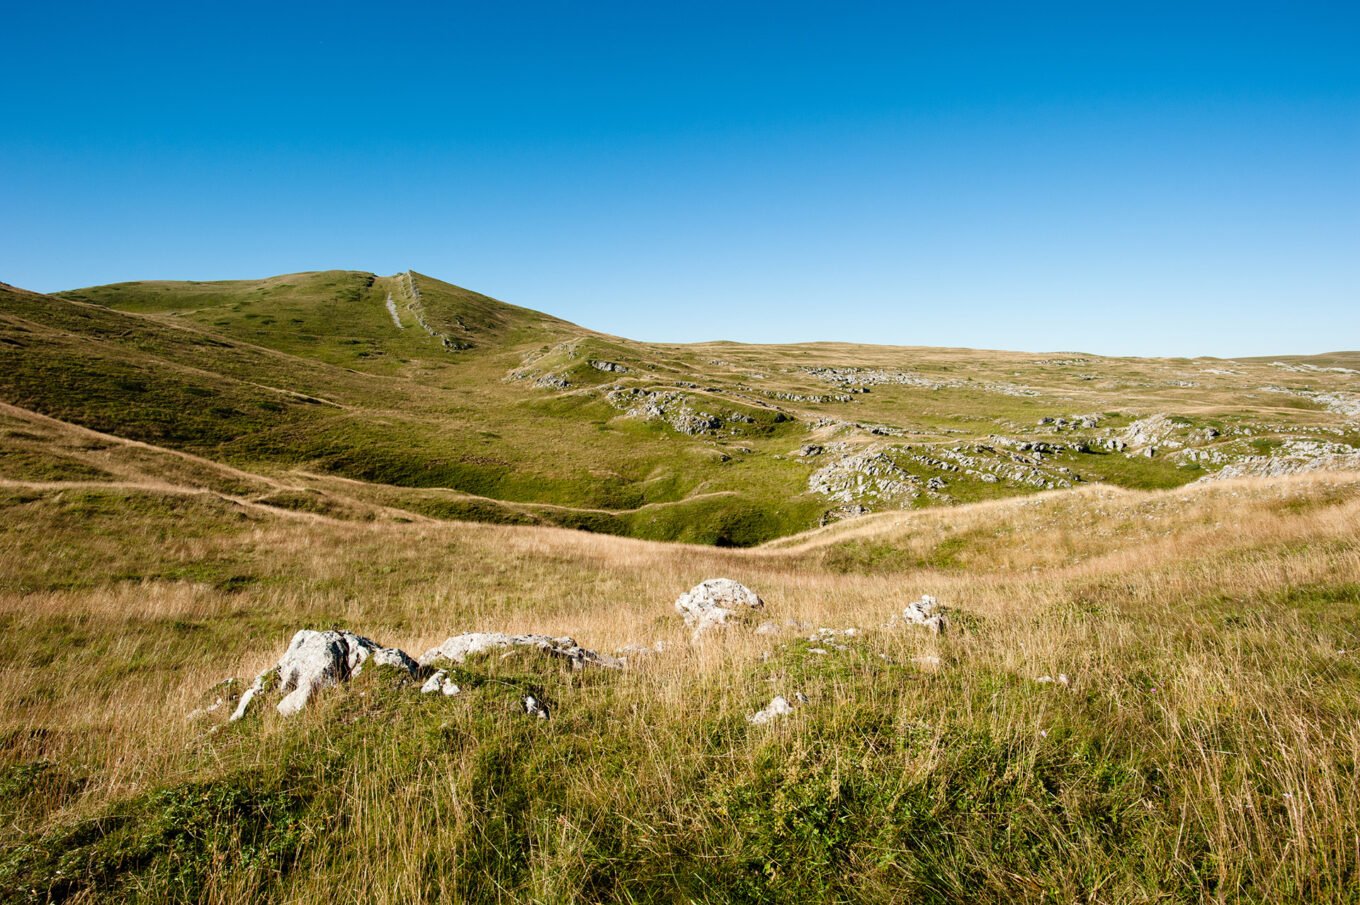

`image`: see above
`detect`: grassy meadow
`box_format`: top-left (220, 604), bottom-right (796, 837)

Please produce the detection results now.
top-left (1, 470), bottom-right (1358, 903)
top-left (5, 272), bottom-right (1358, 545)
top-left (2, 270), bottom-right (1360, 901)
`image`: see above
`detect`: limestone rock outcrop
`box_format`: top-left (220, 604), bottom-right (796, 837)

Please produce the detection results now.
top-left (230, 629), bottom-right (419, 721)
top-left (674, 578), bottom-right (765, 639)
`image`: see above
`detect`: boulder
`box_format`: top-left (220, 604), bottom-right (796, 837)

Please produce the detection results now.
top-left (230, 629), bottom-right (419, 721)
top-left (897, 595), bottom-right (947, 634)
top-left (675, 578), bottom-right (765, 639)
top-left (418, 632), bottom-right (622, 671)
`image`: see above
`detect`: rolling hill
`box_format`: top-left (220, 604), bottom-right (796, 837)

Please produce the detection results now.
top-left (2, 270), bottom-right (1358, 545)
top-left (3, 270), bottom-right (1360, 901)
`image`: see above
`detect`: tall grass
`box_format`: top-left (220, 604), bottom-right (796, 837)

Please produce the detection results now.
top-left (2, 472), bottom-right (1359, 902)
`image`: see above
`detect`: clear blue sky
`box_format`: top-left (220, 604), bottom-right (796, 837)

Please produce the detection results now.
top-left (3, 1), bottom-right (1356, 356)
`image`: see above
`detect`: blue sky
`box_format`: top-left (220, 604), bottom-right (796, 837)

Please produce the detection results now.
top-left (2, 1), bottom-right (1356, 356)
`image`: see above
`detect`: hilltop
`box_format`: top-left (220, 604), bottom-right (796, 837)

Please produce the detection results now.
top-left (2, 269), bottom-right (1357, 545)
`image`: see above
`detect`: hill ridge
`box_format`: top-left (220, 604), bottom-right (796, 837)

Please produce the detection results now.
top-left (4, 270), bottom-right (1359, 544)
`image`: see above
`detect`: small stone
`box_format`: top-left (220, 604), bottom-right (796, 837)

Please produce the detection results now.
top-left (523, 694), bottom-right (549, 720)
top-left (749, 696), bottom-right (794, 725)
top-left (420, 669), bottom-right (461, 697)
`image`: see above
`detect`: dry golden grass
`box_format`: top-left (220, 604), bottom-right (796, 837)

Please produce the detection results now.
top-left (1, 471), bottom-right (1359, 902)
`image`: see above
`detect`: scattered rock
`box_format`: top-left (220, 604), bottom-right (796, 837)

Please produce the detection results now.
top-left (187, 678), bottom-right (243, 721)
top-left (420, 669), bottom-right (461, 696)
top-left (522, 694), bottom-right (550, 720)
top-left (606, 387), bottom-right (726, 435)
top-left (748, 695), bottom-right (794, 725)
top-left (807, 627), bottom-right (859, 651)
top-left (674, 578), bottom-right (765, 639)
top-left (419, 632), bottom-right (622, 671)
top-left (1196, 440), bottom-right (1360, 482)
top-left (809, 447), bottom-right (923, 508)
top-left (533, 374), bottom-right (569, 389)
top-left (615, 641), bottom-right (666, 662)
top-left (588, 359), bottom-right (628, 373)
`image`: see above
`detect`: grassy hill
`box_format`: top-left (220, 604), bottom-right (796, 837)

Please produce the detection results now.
top-left (2, 271), bottom-right (1360, 900)
top-left (2, 269), bottom-right (1358, 546)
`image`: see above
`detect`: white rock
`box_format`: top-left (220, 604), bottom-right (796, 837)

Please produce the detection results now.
top-left (748, 695), bottom-right (794, 725)
top-left (229, 678), bottom-right (264, 722)
top-left (419, 669), bottom-right (461, 697)
top-left (418, 632), bottom-right (622, 670)
top-left (230, 629), bottom-right (419, 721)
top-left (898, 595), bottom-right (947, 634)
top-left (674, 578), bottom-right (765, 639)
top-left (523, 694), bottom-right (550, 720)
top-left (359, 645), bottom-right (421, 677)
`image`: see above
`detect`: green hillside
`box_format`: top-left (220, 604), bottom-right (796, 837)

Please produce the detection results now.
top-left (0, 270), bottom-right (1356, 545)
top-left (2, 270), bottom-right (1360, 902)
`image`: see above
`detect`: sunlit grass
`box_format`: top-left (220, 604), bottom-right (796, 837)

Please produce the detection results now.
top-left (1, 471), bottom-right (1358, 901)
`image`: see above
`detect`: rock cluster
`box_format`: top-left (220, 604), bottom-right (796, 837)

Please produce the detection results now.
top-left (226, 627), bottom-right (618, 721)
top-left (420, 670), bottom-right (461, 696)
top-left (1197, 440), bottom-right (1360, 482)
top-left (606, 387), bottom-right (726, 435)
top-left (808, 448), bottom-right (925, 508)
top-left (808, 440), bottom-right (1077, 514)
top-left (803, 366), bottom-right (1039, 397)
top-left (1038, 414), bottom-right (1103, 430)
